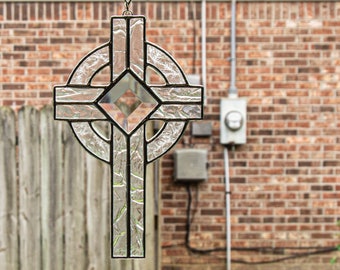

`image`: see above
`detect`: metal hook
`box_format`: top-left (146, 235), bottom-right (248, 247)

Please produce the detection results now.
top-left (122, 0), bottom-right (133, 15)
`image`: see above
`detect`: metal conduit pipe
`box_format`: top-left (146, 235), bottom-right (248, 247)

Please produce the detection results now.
top-left (229, 0), bottom-right (238, 98)
top-left (226, 1), bottom-right (237, 269)
top-left (224, 148), bottom-right (232, 270)
top-left (200, 1), bottom-right (235, 269)
top-left (201, 0), bottom-right (207, 103)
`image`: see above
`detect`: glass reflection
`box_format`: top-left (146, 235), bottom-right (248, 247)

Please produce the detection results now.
top-left (98, 72), bottom-right (158, 134)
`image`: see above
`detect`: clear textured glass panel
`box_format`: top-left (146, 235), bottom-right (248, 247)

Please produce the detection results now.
top-left (130, 127), bottom-right (145, 257)
top-left (114, 90), bottom-right (142, 117)
top-left (145, 66), bottom-right (166, 85)
top-left (70, 46), bottom-right (109, 85)
top-left (147, 44), bottom-right (186, 84)
top-left (55, 105), bottom-right (106, 120)
top-left (147, 122), bottom-right (185, 162)
top-left (112, 19), bottom-right (127, 81)
top-left (71, 122), bottom-right (110, 162)
top-left (130, 18), bottom-right (145, 80)
top-left (112, 126), bottom-right (128, 257)
top-left (91, 121), bottom-right (111, 141)
top-left (151, 86), bottom-right (202, 102)
top-left (150, 104), bottom-right (202, 119)
top-left (125, 103), bottom-right (157, 134)
top-left (99, 73), bottom-right (158, 134)
top-left (55, 86), bottom-right (104, 102)
top-left (90, 65), bottom-right (111, 86)
top-left (145, 120), bottom-right (165, 141)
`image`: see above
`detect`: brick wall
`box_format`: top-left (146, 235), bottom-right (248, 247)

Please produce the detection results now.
top-left (160, 1), bottom-right (340, 269)
top-left (1, 1), bottom-right (340, 269)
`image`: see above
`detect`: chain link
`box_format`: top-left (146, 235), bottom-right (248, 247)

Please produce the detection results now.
top-left (122, 0), bottom-right (133, 15)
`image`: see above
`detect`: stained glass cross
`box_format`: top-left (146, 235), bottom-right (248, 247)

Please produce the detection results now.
top-left (54, 16), bottom-right (204, 258)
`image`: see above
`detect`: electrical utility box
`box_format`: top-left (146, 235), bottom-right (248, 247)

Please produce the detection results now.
top-left (174, 149), bottom-right (208, 183)
top-left (220, 98), bottom-right (247, 145)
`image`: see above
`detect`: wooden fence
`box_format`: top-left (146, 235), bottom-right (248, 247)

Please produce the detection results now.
top-left (0, 106), bottom-right (156, 270)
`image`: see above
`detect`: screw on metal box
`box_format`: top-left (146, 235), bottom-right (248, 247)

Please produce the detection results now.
top-left (174, 149), bottom-right (208, 183)
top-left (53, 8), bottom-right (204, 258)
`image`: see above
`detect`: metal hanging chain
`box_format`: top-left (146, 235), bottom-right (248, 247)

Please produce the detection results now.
top-left (122, 0), bottom-right (133, 15)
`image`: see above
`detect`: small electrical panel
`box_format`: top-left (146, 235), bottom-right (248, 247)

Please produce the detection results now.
top-left (174, 149), bottom-right (208, 183)
top-left (191, 122), bottom-right (212, 137)
top-left (220, 98), bottom-right (247, 145)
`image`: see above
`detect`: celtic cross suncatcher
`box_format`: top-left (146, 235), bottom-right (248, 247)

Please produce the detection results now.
top-left (54, 15), bottom-right (204, 258)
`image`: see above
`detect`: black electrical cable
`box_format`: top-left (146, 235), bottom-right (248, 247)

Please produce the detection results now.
top-left (231, 247), bottom-right (337, 265)
top-left (183, 184), bottom-right (338, 265)
top-left (185, 184), bottom-right (226, 254)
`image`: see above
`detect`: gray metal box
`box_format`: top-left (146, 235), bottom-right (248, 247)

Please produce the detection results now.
top-left (174, 149), bottom-right (208, 182)
top-left (191, 122), bottom-right (212, 137)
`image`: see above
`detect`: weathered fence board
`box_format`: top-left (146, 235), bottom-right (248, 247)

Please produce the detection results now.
top-left (18, 107), bottom-right (42, 270)
top-left (40, 106), bottom-right (64, 270)
top-left (63, 124), bottom-right (88, 270)
top-left (86, 154), bottom-right (111, 270)
top-left (0, 106), bottom-right (156, 270)
top-left (0, 107), bottom-right (19, 270)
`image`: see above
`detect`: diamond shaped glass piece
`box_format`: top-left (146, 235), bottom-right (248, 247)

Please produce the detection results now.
top-left (114, 89), bottom-right (142, 117)
top-left (98, 72), bottom-right (158, 134)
